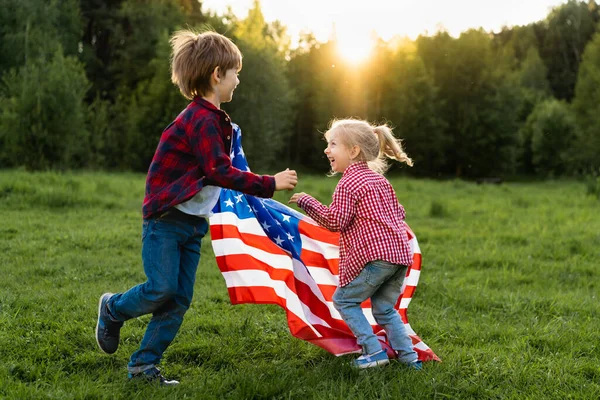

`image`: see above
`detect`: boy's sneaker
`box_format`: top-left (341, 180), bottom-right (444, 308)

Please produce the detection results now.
top-left (128, 367), bottom-right (179, 386)
top-left (95, 293), bottom-right (123, 354)
top-left (353, 350), bottom-right (390, 369)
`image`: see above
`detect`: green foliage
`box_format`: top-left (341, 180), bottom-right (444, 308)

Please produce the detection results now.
top-left (573, 31), bottom-right (600, 172)
top-left (520, 99), bottom-right (579, 176)
top-left (539, 0), bottom-right (599, 101)
top-left (224, 1), bottom-right (295, 170)
top-left (0, 0), bottom-right (82, 74)
top-left (0, 0), bottom-right (599, 177)
top-left (0, 49), bottom-right (90, 169)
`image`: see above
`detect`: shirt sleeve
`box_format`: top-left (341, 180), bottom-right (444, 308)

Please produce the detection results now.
top-left (190, 117), bottom-right (275, 198)
top-left (297, 184), bottom-right (356, 232)
top-left (398, 203), bottom-right (406, 220)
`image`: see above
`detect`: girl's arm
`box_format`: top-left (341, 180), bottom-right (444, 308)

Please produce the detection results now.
top-left (294, 186), bottom-right (356, 232)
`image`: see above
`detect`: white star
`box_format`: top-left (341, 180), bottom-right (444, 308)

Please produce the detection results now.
top-left (286, 232), bottom-right (295, 242)
top-left (275, 220), bottom-right (281, 226)
top-left (251, 206), bottom-right (258, 213)
top-left (261, 221), bottom-right (271, 231)
top-left (224, 199), bottom-right (234, 208)
top-left (282, 214), bottom-right (291, 223)
top-left (247, 204), bottom-right (253, 211)
top-left (230, 152), bottom-right (235, 159)
top-left (237, 148), bottom-right (245, 157)
top-left (274, 236), bottom-right (284, 246)
top-left (235, 194), bottom-right (243, 203)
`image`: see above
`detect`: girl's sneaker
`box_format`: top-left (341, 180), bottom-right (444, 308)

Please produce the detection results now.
top-left (353, 350), bottom-right (390, 369)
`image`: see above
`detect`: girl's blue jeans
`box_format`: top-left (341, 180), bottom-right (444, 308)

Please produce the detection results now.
top-left (106, 210), bottom-right (209, 374)
top-left (332, 260), bottom-right (418, 363)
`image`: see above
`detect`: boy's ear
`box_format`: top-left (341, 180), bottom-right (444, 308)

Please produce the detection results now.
top-left (211, 66), bottom-right (221, 83)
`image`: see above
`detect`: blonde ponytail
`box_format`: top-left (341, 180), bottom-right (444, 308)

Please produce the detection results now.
top-left (373, 125), bottom-right (414, 167)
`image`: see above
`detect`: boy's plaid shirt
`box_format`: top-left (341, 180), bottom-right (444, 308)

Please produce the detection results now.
top-left (297, 162), bottom-right (413, 286)
top-left (142, 97), bottom-right (275, 219)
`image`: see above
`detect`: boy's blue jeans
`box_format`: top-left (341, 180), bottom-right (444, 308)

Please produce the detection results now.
top-left (106, 210), bottom-right (209, 374)
top-left (333, 260), bottom-right (418, 363)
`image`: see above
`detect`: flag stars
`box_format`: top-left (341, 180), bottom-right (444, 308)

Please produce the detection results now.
top-left (282, 214), bottom-right (291, 223)
top-left (237, 148), bottom-right (245, 158)
top-left (261, 221), bottom-right (271, 231)
top-left (286, 232), bottom-right (295, 242)
top-left (224, 199), bottom-right (234, 208)
top-left (274, 236), bottom-right (284, 246)
top-left (235, 194), bottom-right (243, 203)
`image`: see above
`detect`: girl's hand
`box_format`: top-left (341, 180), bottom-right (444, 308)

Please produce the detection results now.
top-left (288, 192), bottom-right (307, 205)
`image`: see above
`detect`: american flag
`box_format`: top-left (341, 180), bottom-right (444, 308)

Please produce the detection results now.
top-left (209, 124), bottom-right (439, 361)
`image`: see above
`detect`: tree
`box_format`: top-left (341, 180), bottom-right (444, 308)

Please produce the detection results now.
top-left (520, 99), bottom-right (579, 176)
top-left (539, 0), bottom-right (598, 101)
top-left (572, 31), bottom-right (600, 172)
top-left (225, 1), bottom-right (295, 170)
top-left (0, 50), bottom-right (90, 169)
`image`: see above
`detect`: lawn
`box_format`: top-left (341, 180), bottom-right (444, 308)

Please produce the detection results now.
top-left (1, 170), bottom-right (599, 399)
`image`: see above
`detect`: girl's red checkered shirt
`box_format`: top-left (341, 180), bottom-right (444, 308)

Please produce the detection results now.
top-left (297, 162), bottom-right (413, 287)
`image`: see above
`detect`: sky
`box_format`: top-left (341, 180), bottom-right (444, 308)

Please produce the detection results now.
top-left (202, 0), bottom-right (567, 41)
top-left (201, 0), bottom-right (567, 62)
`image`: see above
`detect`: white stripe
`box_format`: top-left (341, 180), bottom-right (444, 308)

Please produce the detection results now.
top-left (212, 238), bottom-right (292, 270)
top-left (214, 237), bottom-right (341, 289)
top-left (210, 212), bottom-right (266, 236)
top-left (213, 237), bottom-right (333, 306)
top-left (306, 267), bottom-right (339, 286)
top-left (409, 237), bottom-right (421, 255)
top-left (300, 234), bottom-right (339, 259)
top-left (399, 297), bottom-right (412, 309)
top-left (222, 270), bottom-right (328, 335)
top-left (404, 269), bottom-right (420, 287)
top-left (414, 341), bottom-right (429, 351)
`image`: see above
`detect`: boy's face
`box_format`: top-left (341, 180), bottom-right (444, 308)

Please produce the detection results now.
top-left (217, 67), bottom-right (240, 103)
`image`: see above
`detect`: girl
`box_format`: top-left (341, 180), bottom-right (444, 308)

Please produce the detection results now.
top-left (289, 119), bottom-right (421, 370)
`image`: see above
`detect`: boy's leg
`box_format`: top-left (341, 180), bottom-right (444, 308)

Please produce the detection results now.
top-left (108, 218), bottom-right (182, 322)
top-left (370, 263), bottom-right (418, 364)
top-left (333, 261), bottom-right (394, 355)
top-left (127, 217), bottom-right (209, 374)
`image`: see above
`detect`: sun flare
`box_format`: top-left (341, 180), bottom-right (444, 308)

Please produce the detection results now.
top-left (335, 31), bottom-right (374, 64)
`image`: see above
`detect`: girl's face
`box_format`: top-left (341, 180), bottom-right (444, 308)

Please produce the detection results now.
top-left (324, 131), bottom-right (357, 173)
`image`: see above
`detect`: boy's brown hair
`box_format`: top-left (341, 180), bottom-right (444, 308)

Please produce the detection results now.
top-left (170, 30), bottom-right (242, 100)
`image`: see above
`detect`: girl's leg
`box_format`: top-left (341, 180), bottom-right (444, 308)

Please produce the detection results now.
top-left (370, 264), bottom-right (417, 363)
top-left (333, 261), bottom-right (395, 355)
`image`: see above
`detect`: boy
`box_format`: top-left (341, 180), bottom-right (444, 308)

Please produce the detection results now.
top-left (95, 30), bottom-right (297, 385)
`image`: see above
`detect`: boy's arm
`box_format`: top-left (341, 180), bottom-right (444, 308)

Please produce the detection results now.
top-left (296, 186), bottom-right (355, 232)
top-left (191, 118), bottom-right (275, 198)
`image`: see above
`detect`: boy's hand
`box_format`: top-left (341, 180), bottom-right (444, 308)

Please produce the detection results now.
top-left (288, 192), bottom-right (307, 204)
top-left (274, 168), bottom-right (298, 191)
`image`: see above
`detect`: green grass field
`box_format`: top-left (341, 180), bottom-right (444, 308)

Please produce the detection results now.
top-left (1, 170), bottom-right (599, 399)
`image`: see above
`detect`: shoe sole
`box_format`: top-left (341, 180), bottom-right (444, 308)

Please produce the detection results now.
top-left (96, 293), bottom-right (113, 354)
top-left (356, 358), bottom-right (390, 369)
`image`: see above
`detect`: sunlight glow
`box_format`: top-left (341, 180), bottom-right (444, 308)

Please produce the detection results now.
top-left (335, 30), bottom-right (374, 64)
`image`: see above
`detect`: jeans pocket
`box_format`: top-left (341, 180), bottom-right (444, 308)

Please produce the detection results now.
top-left (141, 219), bottom-right (151, 241)
top-left (364, 261), bottom-right (395, 287)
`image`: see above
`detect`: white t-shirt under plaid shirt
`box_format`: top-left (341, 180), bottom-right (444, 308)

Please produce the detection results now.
top-left (297, 161), bottom-right (413, 287)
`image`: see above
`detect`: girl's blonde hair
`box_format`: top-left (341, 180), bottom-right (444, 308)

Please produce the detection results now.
top-left (170, 30), bottom-right (242, 100)
top-left (325, 119), bottom-right (413, 174)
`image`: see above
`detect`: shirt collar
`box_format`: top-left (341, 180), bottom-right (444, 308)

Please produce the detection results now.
top-left (343, 161), bottom-right (369, 177)
top-left (193, 96), bottom-right (230, 120)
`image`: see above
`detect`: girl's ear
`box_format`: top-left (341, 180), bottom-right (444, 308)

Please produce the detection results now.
top-left (350, 145), bottom-right (361, 159)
